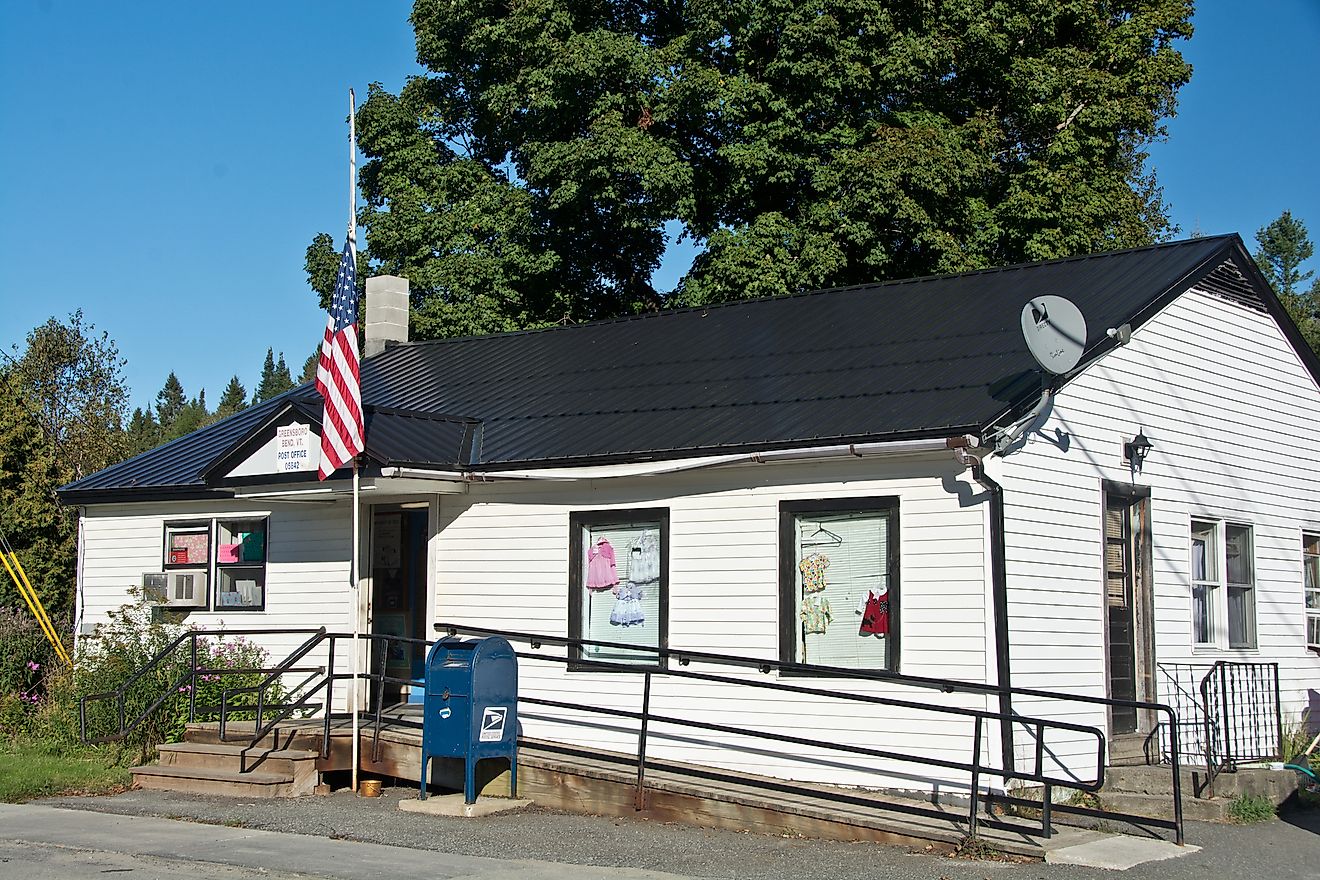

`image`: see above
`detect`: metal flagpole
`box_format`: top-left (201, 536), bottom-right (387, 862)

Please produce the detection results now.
top-left (347, 87), bottom-right (361, 795)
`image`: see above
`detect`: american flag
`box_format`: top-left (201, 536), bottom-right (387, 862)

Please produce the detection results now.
top-left (316, 237), bottom-right (364, 479)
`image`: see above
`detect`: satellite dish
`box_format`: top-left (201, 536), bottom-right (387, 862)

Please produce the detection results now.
top-left (1021, 296), bottom-right (1087, 375)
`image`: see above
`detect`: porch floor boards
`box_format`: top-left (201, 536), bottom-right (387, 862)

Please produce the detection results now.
top-left (185, 711), bottom-right (1109, 858)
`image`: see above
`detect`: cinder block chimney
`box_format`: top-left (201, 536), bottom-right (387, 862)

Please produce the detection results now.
top-left (364, 275), bottom-right (409, 358)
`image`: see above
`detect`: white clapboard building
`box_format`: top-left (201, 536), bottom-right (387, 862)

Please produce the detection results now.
top-left (61, 234), bottom-right (1320, 811)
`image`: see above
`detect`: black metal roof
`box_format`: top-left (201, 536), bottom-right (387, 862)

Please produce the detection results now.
top-left (61, 234), bottom-right (1295, 503)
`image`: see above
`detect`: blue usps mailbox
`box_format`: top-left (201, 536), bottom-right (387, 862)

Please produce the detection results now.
top-left (419, 636), bottom-right (518, 803)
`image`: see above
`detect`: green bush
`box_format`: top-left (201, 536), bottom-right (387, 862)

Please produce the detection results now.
top-left (1227, 793), bottom-right (1276, 823)
top-left (5, 593), bottom-right (288, 764)
top-left (0, 608), bottom-right (70, 737)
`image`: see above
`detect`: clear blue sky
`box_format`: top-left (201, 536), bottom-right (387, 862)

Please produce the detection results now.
top-left (1, 1), bottom-right (1317, 412)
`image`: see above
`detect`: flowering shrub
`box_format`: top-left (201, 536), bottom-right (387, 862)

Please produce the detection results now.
top-left (0, 608), bottom-right (70, 737)
top-left (9, 593), bottom-right (289, 763)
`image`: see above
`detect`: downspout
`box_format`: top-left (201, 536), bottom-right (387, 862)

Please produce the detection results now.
top-left (958, 448), bottom-right (1015, 773)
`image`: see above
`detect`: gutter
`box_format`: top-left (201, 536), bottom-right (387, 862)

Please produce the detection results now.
top-left (380, 437), bottom-right (963, 483)
top-left (956, 447), bottom-right (1015, 772)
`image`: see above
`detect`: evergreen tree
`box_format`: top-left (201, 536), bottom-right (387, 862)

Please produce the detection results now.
top-left (253, 349), bottom-right (295, 404)
top-left (155, 372), bottom-right (186, 434)
top-left (1254, 211), bottom-right (1320, 354)
top-left (123, 407), bottom-right (160, 456)
top-left (301, 350), bottom-right (319, 384)
top-left (167, 390), bottom-right (209, 441)
top-left (216, 375), bottom-right (247, 417)
top-left (1255, 211), bottom-right (1315, 298)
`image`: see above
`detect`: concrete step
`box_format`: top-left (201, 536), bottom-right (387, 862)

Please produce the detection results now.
top-left (130, 764), bottom-right (304, 798)
top-left (1095, 790), bottom-right (1230, 823)
top-left (1103, 764), bottom-right (1296, 804)
top-left (158, 742), bottom-right (319, 778)
top-left (1104, 765), bottom-right (1212, 798)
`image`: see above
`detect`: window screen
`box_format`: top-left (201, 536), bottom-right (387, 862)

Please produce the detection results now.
top-left (781, 500), bottom-right (898, 671)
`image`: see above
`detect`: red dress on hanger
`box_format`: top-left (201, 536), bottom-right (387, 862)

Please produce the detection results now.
top-left (859, 588), bottom-right (889, 636)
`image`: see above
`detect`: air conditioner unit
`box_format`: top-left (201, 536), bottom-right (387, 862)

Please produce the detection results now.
top-left (142, 571), bottom-right (207, 608)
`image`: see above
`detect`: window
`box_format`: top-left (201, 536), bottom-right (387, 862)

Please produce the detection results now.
top-left (1304, 533), bottom-right (1320, 651)
top-left (568, 509), bottom-right (668, 669)
top-left (215, 519), bottom-right (267, 610)
top-left (161, 522), bottom-right (210, 607)
top-left (1190, 521), bottom-right (1217, 646)
top-left (780, 498), bottom-right (899, 671)
top-left (159, 518), bottom-right (268, 612)
top-left (1189, 519), bottom-right (1255, 650)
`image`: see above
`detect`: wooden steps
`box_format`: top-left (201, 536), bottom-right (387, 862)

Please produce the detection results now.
top-left (130, 739), bottom-right (320, 798)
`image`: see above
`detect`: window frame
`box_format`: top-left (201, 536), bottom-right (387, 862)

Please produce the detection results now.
top-left (1303, 532), bottom-right (1320, 653)
top-left (159, 516), bottom-right (270, 613)
top-left (778, 497), bottom-right (901, 674)
top-left (1188, 517), bottom-right (1257, 651)
top-left (567, 508), bottom-right (670, 672)
top-left (214, 517), bottom-right (270, 612)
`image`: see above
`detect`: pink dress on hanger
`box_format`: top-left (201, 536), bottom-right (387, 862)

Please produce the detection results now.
top-left (586, 539), bottom-right (618, 590)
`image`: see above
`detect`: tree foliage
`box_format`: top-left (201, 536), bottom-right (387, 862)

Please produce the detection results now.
top-left (1255, 210), bottom-right (1320, 353)
top-left (309, 0), bottom-right (1193, 331)
top-left (0, 371), bottom-right (73, 613)
top-left (216, 375), bottom-right (248, 418)
top-left (253, 349), bottom-right (294, 404)
top-left (8, 311), bottom-right (128, 481)
top-left (1, 312), bottom-right (128, 614)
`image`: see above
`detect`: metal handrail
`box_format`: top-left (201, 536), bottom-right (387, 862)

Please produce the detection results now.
top-left (434, 622), bottom-right (1185, 845)
top-left (217, 627), bottom-right (326, 743)
top-left (78, 627), bottom-right (326, 745)
top-left (1197, 660), bottom-right (1283, 796)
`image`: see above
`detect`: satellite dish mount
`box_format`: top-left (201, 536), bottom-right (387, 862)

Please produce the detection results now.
top-left (989, 296), bottom-right (1089, 453)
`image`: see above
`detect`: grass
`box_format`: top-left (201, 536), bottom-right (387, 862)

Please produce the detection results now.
top-left (1226, 793), bottom-right (1276, 823)
top-left (0, 741), bottom-right (131, 803)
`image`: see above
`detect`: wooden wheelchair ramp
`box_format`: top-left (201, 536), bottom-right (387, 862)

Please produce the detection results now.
top-left (169, 715), bottom-right (1097, 859)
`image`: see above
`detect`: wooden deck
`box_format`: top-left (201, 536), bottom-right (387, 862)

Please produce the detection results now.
top-left (185, 710), bottom-right (1108, 858)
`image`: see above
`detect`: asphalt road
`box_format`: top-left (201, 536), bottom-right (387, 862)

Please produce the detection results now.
top-left (11, 787), bottom-right (1318, 880)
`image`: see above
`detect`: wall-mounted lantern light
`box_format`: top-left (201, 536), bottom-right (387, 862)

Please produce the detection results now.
top-left (1123, 430), bottom-right (1154, 472)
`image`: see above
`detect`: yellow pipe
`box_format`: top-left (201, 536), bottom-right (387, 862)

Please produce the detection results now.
top-left (10, 553), bottom-right (69, 667)
top-left (3, 552), bottom-right (70, 666)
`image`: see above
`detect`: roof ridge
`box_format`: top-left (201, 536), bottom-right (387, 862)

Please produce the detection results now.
top-left (378, 235), bottom-right (1237, 351)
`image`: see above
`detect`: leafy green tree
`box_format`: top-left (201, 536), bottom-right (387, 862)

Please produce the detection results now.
top-left (216, 375), bottom-right (248, 418)
top-left (1, 312), bottom-right (127, 612)
top-left (1255, 210), bottom-right (1320, 353)
top-left (253, 349), bottom-right (295, 404)
top-left (310, 0), bottom-right (1193, 330)
top-left (154, 372), bottom-right (186, 434)
top-left (0, 371), bottom-right (73, 613)
top-left (9, 311), bottom-right (128, 481)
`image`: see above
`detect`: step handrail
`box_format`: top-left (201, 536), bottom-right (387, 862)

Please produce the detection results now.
top-left (217, 627), bottom-right (327, 745)
top-left (78, 627), bottom-right (326, 745)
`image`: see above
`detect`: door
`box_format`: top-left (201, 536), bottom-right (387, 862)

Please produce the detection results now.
top-left (1103, 488), bottom-right (1155, 735)
top-left (369, 506), bottom-right (430, 706)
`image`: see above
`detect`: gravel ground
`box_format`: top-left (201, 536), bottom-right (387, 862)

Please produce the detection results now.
top-left (38, 785), bottom-right (1320, 880)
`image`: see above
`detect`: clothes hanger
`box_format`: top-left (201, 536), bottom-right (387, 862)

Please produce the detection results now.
top-left (802, 522), bottom-right (843, 548)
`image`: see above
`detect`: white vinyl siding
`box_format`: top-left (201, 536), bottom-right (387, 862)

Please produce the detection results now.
top-left (999, 284), bottom-right (1320, 753)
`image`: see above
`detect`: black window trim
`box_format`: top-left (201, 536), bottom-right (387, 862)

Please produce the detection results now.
top-left (779, 496), bottom-right (901, 675)
top-left (214, 516), bottom-right (271, 613)
top-left (161, 519), bottom-right (213, 609)
top-left (567, 507), bottom-right (670, 672)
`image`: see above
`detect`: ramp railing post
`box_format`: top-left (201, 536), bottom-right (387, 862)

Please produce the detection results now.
top-left (635, 671), bottom-right (652, 811)
top-left (968, 715), bottom-right (982, 839)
